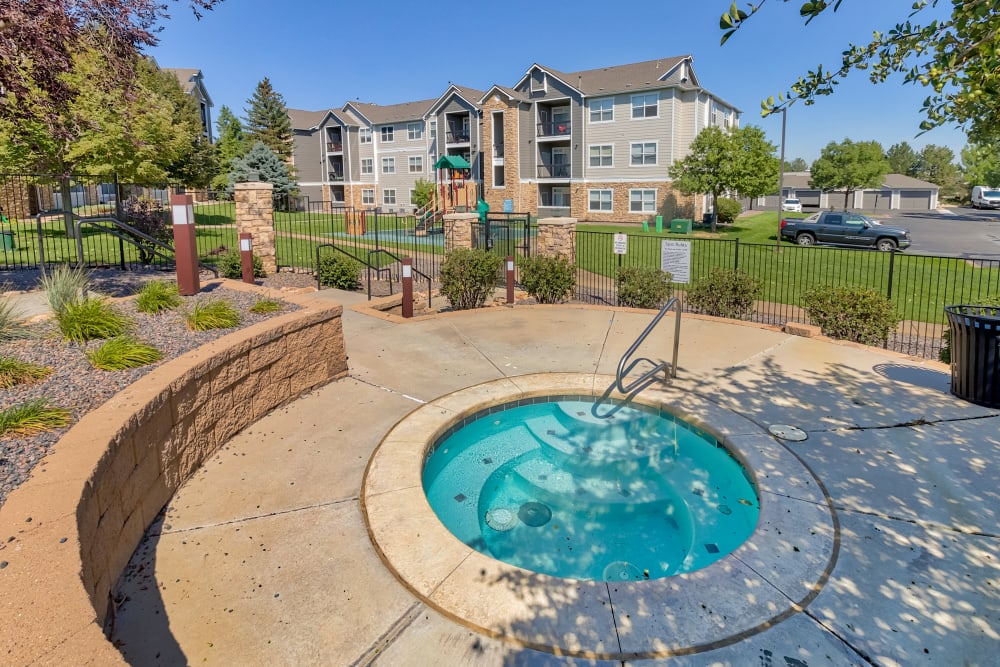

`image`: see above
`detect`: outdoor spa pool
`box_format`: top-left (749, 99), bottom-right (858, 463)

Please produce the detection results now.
top-left (422, 396), bottom-right (759, 581)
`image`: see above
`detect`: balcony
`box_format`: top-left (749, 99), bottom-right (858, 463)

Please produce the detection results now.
top-left (537, 121), bottom-right (571, 138)
top-left (328, 170), bottom-right (344, 182)
top-left (327, 142), bottom-right (343, 153)
top-left (537, 163), bottom-right (571, 179)
top-left (446, 130), bottom-right (471, 144)
top-left (493, 143), bottom-right (504, 158)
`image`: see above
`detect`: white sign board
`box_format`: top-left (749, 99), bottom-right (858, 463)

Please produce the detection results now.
top-left (660, 240), bottom-right (692, 284)
top-left (613, 233), bottom-right (628, 255)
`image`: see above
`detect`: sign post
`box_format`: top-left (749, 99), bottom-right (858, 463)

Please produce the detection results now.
top-left (170, 194), bottom-right (200, 296)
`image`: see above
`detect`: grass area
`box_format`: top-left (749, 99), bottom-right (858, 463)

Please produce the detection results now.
top-left (578, 211), bottom-right (802, 244)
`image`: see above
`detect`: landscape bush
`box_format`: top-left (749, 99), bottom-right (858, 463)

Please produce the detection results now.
top-left (715, 197), bottom-right (742, 225)
top-left (217, 249), bottom-right (265, 279)
top-left (121, 196), bottom-right (171, 264)
top-left (616, 266), bottom-right (673, 309)
top-left (135, 280), bottom-right (181, 314)
top-left (517, 255), bottom-right (576, 304)
top-left (40, 264), bottom-right (88, 316)
top-left (686, 268), bottom-right (761, 319)
top-left (186, 298), bottom-right (241, 331)
top-left (802, 285), bottom-right (899, 345)
top-left (440, 248), bottom-right (503, 310)
top-left (317, 252), bottom-right (362, 290)
top-left (87, 336), bottom-right (163, 371)
top-left (56, 297), bottom-right (131, 342)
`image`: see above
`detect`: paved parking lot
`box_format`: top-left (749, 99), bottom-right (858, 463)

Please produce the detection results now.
top-left (885, 207), bottom-right (1000, 258)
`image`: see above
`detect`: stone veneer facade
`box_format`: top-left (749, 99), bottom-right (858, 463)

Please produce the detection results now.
top-left (0, 284), bottom-right (347, 664)
top-left (536, 218), bottom-right (576, 260)
top-left (569, 181), bottom-right (700, 224)
top-left (480, 96), bottom-right (538, 216)
top-left (235, 182), bottom-right (278, 275)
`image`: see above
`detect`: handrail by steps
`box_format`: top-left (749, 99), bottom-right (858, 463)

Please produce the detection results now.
top-left (615, 296), bottom-right (682, 394)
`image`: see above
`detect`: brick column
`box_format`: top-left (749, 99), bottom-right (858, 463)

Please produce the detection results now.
top-left (443, 213), bottom-right (478, 251)
top-left (234, 182), bottom-right (277, 275)
top-left (536, 217), bottom-right (576, 262)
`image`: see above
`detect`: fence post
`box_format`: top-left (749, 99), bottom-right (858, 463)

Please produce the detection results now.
top-left (886, 248), bottom-right (895, 300)
top-left (234, 181), bottom-right (277, 275)
top-left (734, 238), bottom-right (740, 271)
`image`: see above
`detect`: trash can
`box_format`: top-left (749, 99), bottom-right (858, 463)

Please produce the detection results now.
top-left (670, 218), bottom-right (693, 234)
top-left (945, 305), bottom-right (1000, 408)
top-left (0, 230), bottom-right (14, 251)
top-left (655, 215), bottom-right (663, 233)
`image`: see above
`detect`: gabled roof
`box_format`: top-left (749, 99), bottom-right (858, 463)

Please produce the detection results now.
top-left (783, 172), bottom-right (940, 191)
top-left (163, 67), bottom-right (213, 106)
top-left (478, 84), bottom-right (529, 104)
top-left (287, 108), bottom-right (334, 131)
top-left (426, 84), bottom-right (486, 116)
top-left (346, 98), bottom-right (437, 126)
top-left (514, 56), bottom-right (694, 98)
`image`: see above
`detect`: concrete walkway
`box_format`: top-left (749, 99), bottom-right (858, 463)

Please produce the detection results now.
top-left (110, 290), bottom-right (999, 666)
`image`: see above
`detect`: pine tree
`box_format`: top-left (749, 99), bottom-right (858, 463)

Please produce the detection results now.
top-left (243, 78), bottom-right (293, 161)
top-left (227, 141), bottom-right (297, 199)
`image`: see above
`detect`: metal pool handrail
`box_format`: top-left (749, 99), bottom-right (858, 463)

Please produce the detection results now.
top-left (616, 296), bottom-right (682, 394)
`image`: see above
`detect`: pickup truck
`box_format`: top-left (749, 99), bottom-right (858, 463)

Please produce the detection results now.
top-left (779, 211), bottom-right (911, 251)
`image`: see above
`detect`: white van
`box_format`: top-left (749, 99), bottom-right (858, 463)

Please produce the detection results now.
top-left (971, 185), bottom-right (1000, 209)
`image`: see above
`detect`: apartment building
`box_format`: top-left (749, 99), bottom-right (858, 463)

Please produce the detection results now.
top-left (290, 55), bottom-right (739, 221)
top-left (163, 68), bottom-right (214, 142)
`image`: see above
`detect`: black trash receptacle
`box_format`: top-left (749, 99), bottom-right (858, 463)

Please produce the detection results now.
top-left (945, 305), bottom-right (1000, 408)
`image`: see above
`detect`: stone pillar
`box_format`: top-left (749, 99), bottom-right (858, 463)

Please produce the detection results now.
top-left (234, 182), bottom-right (277, 275)
top-left (536, 217), bottom-right (576, 262)
top-left (443, 213), bottom-right (478, 251)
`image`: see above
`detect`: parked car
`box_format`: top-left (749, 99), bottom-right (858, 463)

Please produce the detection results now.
top-left (781, 198), bottom-right (802, 212)
top-left (779, 211), bottom-right (911, 251)
top-left (971, 185), bottom-right (1000, 209)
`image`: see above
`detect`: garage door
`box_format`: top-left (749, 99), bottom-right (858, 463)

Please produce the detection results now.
top-left (796, 190), bottom-right (821, 208)
top-left (862, 190), bottom-right (892, 211)
top-left (899, 190), bottom-right (932, 210)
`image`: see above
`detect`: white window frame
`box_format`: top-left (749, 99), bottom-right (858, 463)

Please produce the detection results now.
top-left (589, 144), bottom-right (613, 168)
top-left (551, 186), bottom-right (570, 208)
top-left (407, 122), bottom-right (423, 140)
top-left (361, 158), bottom-right (373, 175)
top-left (631, 93), bottom-right (658, 119)
top-left (360, 127), bottom-right (372, 144)
top-left (382, 188), bottom-right (396, 206)
top-left (408, 156), bottom-right (423, 173)
top-left (381, 157), bottom-right (395, 174)
top-left (588, 189), bottom-right (613, 212)
top-left (361, 188), bottom-right (375, 205)
top-left (629, 189), bottom-right (657, 213)
top-left (380, 126), bottom-right (394, 143)
top-left (630, 141), bottom-right (657, 166)
top-left (430, 120), bottom-right (437, 139)
top-left (589, 98), bottom-right (613, 123)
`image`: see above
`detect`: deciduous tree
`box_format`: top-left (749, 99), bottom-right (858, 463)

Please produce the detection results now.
top-left (212, 106), bottom-right (246, 190)
top-left (810, 139), bottom-right (888, 208)
top-left (886, 142), bottom-right (918, 176)
top-left (961, 142), bottom-right (1000, 189)
top-left (784, 157), bottom-right (809, 172)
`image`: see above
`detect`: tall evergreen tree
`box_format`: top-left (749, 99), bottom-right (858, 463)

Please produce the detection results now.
top-left (243, 78), bottom-right (293, 161)
top-left (885, 142), bottom-right (918, 176)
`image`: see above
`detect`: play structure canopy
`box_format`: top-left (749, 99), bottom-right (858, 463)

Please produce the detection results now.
top-left (433, 155), bottom-right (471, 170)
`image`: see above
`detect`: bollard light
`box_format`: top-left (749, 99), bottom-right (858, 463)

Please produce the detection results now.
top-left (238, 232), bottom-right (254, 284)
top-left (170, 194), bottom-right (199, 295)
top-left (401, 258), bottom-right (414, 318)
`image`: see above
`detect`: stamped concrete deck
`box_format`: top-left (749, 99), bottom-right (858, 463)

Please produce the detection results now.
top-left (111, 291), bottom-right (999, 666)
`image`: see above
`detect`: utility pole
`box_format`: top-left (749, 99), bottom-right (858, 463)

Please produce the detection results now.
top-left (776, 108), bottom-right (787, 251)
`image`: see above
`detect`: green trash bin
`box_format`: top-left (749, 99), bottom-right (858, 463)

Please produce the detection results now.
top-left (0, 230), bottom-right (14, 251)
top-left (655, 215), bottom-right (663, 233)
top-left (670, 218), bottom-right (692, 234)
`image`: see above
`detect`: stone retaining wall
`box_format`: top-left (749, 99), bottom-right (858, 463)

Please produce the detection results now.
top-left (0, 287), bottom-right (347, 664)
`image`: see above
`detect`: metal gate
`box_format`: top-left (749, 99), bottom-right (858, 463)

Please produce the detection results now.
top-left (473, 213), bottom-right (534, 259)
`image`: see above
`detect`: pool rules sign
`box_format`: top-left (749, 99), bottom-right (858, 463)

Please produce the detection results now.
top-left (660, 240), bottom-right (691, 283)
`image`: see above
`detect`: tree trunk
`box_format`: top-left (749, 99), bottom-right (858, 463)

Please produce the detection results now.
top-left (60, 178), bottom-right (77, 239)
top-left (711, 191), bottom-right (720, 234)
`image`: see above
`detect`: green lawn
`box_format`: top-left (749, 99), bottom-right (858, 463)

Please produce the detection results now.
top-left (578, 211), bottom-right (802, 244)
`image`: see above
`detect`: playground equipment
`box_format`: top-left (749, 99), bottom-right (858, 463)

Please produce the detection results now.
top-left (414, 155), bottom-right (477, 235)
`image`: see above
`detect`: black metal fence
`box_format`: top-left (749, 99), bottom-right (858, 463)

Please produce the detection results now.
top-left (576, 230), bottom-right (1000, 359)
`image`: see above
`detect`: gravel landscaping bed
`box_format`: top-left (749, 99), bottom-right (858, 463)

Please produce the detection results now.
top-left (0, 268), bottom-right (315, 508)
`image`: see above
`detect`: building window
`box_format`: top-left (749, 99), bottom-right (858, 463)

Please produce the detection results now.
top-left (382, 157), bottom-right (395, 174)
top-left (361, 158), bottom-right (373, 175)
top-left (409, 156), bottom-right (423, 173)
top-left (383, 189), bottom-right (396, 205)
top-left (588, 189), bottom-right (613, 212)
top-left (630, 142), bottom-right (657, 166)
top-left (589, 98), bottom-right (613, 123)
top-left (360, 127), bottom-right (372, 144)
top-left (430, 120), bottom-right (437, 139)
top-left (381, 126), bottom-right (394, 142)
top-left (631, 93), bottom-right (658, 119)
top-left (409, 189), bottom-right (417, 205)
top-left (362, 188), bottom-right (375, 205)
top-left (630, 189), bottom-right (657, 212)
top-left (407, 122), bottom-right (423, 140)
top-left (589, 145), bottom-right (613, 167)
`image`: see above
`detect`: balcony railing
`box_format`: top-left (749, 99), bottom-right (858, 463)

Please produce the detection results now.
top-left (537, 163), bottom-right (571, 178)
top-left (537, 121), bottom-right (571, 137)
top-left (493, 144), bottom-right (505, 158)
top-left (328, 171), bottom-right (344, 182)
top-left (446, 130), bottom-right (471, 143)
top-left (327, 142), bottom-right (343, 152)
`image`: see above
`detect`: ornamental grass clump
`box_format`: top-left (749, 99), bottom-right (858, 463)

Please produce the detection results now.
top-left (56, 296), bottom-right (131, 342)
top-left (0, 356), bottom-right (53, 388)
top-left (0, 296), bottom-right (32, 341)
top-left (186, 298), bottom-right (241, 331)
top-left (39, 264), bottom-right (88, 315)
top-left (135, 280), bottom-right (181, 314)
top-left (0, 399), bottom-right (71, 437)
top-left (249, 296), bottom-right (283, 314)
top-left (86, 336), bottom-right (164, 371)
top-left (802, 285), bottom-right (899, 345)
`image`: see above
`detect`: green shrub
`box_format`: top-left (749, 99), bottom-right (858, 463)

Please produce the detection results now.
top-left (317, 252), bottom-right (362, 290)
top-left (249, 297), bottom-right (284, 314)
top-left (186, 298), bottom-right (241, 331)
top-left (0, 399), bottom-right (71, 437)
top-left (802, 285), bottom-right (900, 345)
top-left (56, 297), bottom-right (131, 342)
top-left (40, 264), bottom-right (89, 315)
top-left (0, 356), bottom-right (52, 388)
top-left (440, 248), bottom-right (503, 310)
top-left (87, 336), bottom-right (164, 370)
top-left (517, 255), bottom-right (576, 304)
top-left (217, 249), bottom-right (265, 279)
top-left (616, 266), bottom-right (673, 309)
top-left (715, 197), bottom-right (742, 225)
top-left (135, 280), bottom-right (181, 314)
top-left (686, 268), bottom-right (761, 320)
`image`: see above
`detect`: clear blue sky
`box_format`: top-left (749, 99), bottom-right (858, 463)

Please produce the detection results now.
top-left (148, 0), bottom-right (968, 166)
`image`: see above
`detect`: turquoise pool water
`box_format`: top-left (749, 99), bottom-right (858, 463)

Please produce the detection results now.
top-left (422, 397), bottom-right (759, 581)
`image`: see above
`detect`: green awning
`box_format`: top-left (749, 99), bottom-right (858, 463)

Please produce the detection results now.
top-left (433, 155), bottom-right (471, 170)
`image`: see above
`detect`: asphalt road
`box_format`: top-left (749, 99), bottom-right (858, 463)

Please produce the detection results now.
top-left (882, 207), bottom-right (1000, 258)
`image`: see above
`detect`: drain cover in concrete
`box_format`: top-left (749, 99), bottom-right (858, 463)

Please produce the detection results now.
top-left (768, 424), bottom-right (808, 441)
